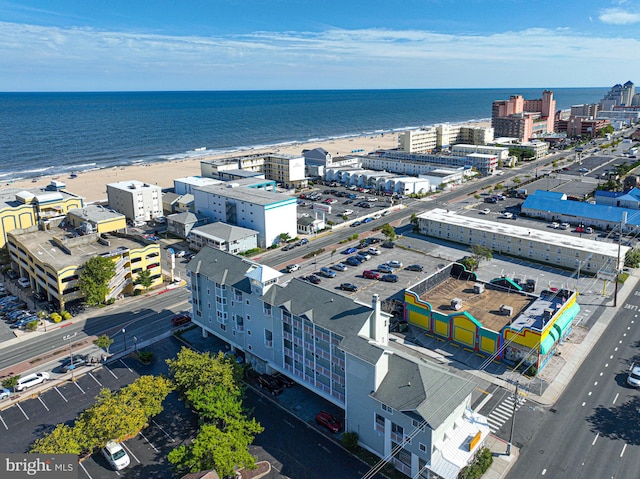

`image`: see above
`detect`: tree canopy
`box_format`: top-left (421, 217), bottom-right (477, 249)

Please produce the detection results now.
top-left (380, 223), bottom-right (396, 241)
top-left (79, 255), bottom-right (116, 305)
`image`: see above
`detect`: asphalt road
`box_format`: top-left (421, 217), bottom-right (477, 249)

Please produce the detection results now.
top-left (507, 284), bottom-right (640, 479)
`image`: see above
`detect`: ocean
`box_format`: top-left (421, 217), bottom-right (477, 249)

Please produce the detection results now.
top-left (0, 88), bottom-right (608, 182)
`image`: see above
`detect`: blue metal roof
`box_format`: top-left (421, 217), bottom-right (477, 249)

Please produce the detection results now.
top-left (523, 193), bottom-right (640, 226)
top-left (531, 190), bottom-right (566, 200)
top-left (594, 187), bottom-right (640, 202)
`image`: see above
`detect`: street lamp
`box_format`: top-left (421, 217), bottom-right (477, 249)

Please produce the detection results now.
top-left (133, 336), bottom-right (138, 353)
top-left (63, 332), bottom-right (78, 382)
top-left (122, 328), bottom-right (127, 351)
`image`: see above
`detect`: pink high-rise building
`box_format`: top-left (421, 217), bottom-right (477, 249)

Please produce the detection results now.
top-left (491, 90), bottom-right (556, 141)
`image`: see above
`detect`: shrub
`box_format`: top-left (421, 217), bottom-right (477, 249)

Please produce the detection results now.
top-left (136, 351), bottom-right (153, 364)
top-left (61, 311), bottom-right (72, 321)
top-left (458, 447), bottom-right (493, 479)
top-left (25, 320), bottom-right (39, 332)
top-left (50, 313), bottom-right (62, 323)
top-left (133, 289), bottom-right (142, 296)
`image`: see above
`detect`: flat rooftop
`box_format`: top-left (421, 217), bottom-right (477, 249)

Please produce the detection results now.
top-left (420, 276), bottom-right (533, 331)
top-left (420, 208), bottom-right (621, 257)
top-left (12, 228), bottom-right (152, 271)
top-left (194, 183), bottom-right (296, 206)
top-left (0, 186), bottom-right (82, 209)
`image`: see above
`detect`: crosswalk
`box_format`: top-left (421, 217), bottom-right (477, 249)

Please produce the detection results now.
top-left (486, 395), bottom-right (526, 433)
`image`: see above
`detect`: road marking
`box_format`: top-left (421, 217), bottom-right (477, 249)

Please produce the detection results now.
top-left (151, 419), bottom-right (175, 442)
top-left (120, 359), bottom-right (133, 373)
top-left (88, 372), bottom-right (102, 387)
top-left (78, 461), bottom-right (93, 479)
top-left (605, 363), bottom-right (609, 368)
top-left (619, 340), bottom-right (622, 344)
top-left (620, 444), bottom-right (627, 457)
top-left (613, 393), bottom-right (619, 404)
top-left (104, 365), bottom-right (118, 379)
top-left (120, 442), bottom-right (140, 463)
top-left (0, 414), bottom-right (7, 430)
top-left (541, 468), bottom-right (546, 475)
top-left (599, 372), bottom-right (603, 376)
top-left (582, 402), bottom-right (586, 407)
top-left (74, 381), bottom-right (86, 394)
top-left (38, 396), bottom-right (49, 411)
top-left (615, 347), bottom-right (618, 351)
top-left (475, 392), bottom-right (493, 412)
top-left (592, 433), bottom-right (599, 445)
top-left (610, 355), bottom-right (614, 359)
top-left (16, 403), bottom-right (29, 420)
top-left (54, 387), bottom-right (68, 403)
top-left (317, 443), bottom-right (331, 453)
top-left (623, 333), bottom-right (627, 337)
top-left (138, 431), bottom-right (158, 452)
top-left (593, 381), bottom-right (598, 386)
top-left (588, 391), bottom-right (592, 396)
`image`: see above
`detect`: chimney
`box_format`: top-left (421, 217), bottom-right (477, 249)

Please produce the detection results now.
top-left (370, 294), bottom-right (388, 345)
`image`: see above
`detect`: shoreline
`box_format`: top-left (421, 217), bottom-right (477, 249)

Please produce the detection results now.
top-left (7, 120), bottom-right (490, 203)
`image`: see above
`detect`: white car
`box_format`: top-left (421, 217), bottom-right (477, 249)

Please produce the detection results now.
top-left (386, 260), bottom-right (403, 269)
top-left (342, 210), bottom-right (354, 216)
top-left (481, 208), bottom-right (490, 215)
top-left (286, 264), bottom-right (300, 273)
top-left (551, 222), bottom-right (560, 229)
top-left (367, 247), bottom-right (382, 256)
top-left (102, 441), bottom-right (130, 471)
top-left (627, 363), bottom-right (640, 388)
top-left (17, 277), bottom-right (31, 288)
top-left (176, 250), bottom-right (187, 258)
top-left (15, 372), bottom-right (49, 391)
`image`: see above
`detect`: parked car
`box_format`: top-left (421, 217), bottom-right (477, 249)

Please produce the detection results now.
top-left (102, 440), bottom-right (131, 471)
top-left (315, 411), bottom-right (342, 433)
top-left (355, 252), bottom-right (371, 261)
top-left (286, 264), bottom-right (300, 273)
top-left (331, 263), bottom-right (348, 272)
top-left (10, 315), bottom-right (38, 329)
top-left (171, 314), bottom-right (192, 326)
top-left (15, 372), bottom-right (49, 391)
top-left (257, 374), bottom-right (284, 395)
top-left (6, 271), bottom-right (19, 280)
top-left (345, 256), bottom-right (362, 267)
top-left (342, 209), bottom-right (354, 216)
top-left (367, 247), bottom-right (382, 256)
top-left (381, 241), bottom-right (395, 249)
top-left (0, 388), bottom-right (10, 400)
top-left (342, 247), bottom-right (357, 255)
top-left (381, 274), bottom-right (399, 283)
top-left (59, 355), bottom-right (88, 373)
top-left (318, 267), bottom-right (337, 278)
top-left (480, 208), bottom-right (491, 215)
top-left (17, 277), bottom-right (31, 288)
top-left (405, 264), bottom-right (424, 272)
top-left (363, 270), bottom-right (380, 280)
top-left (297, 238), bottom-right (309, 246)
top-left (340, 283), bottom-right (359, 292)
top-left (362, 217), bottom-right (373, 223)
top-left (270, 372), bottom-right (295, 388)
top-left (350, 221), bottom-right (362, 227)
top-left (305, 275), bottom-right (322, 285)
top-left (377, 264), bottom-right (394, 273)
top-left (387, 260), bottom-right (403, 269)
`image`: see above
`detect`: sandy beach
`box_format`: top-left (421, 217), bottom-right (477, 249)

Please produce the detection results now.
top-left (10, 133), bottom-right (400, 203)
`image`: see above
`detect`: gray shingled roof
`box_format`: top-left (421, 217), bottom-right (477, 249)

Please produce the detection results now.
top-left (192, 222), bottom-right (257, 242)
top-left (187, 246), bottom-right (254, 294)
top-left (371, 354), bottom-right (475, 429)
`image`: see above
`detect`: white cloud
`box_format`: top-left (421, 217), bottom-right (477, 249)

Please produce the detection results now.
top-left (0, 21), bottom-right (639, 90)
top-left (599, 8), bottom-right (640, 24)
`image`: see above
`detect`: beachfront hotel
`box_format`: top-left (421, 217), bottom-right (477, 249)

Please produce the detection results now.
top-left (491, 90), bottom-right (556, 141)
top-left (0, 184), bottom-right (84, 248)
top-left (187, 247), bottom-right (490, 479)
top-left (397, 124), bottom-right (494, 153)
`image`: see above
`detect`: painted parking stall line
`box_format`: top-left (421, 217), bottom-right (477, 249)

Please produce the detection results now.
top-left (119, 359), bottom-right (133, 373)
top-left (54, 386), bottom-right (68, 403)
top-left (0, 414), bottom-right (8, 430)
top-left (88, 372), bottom-right (102, 387)
top-left (78, 461), bottom-right (93, 479)
top-left (151, 419), bottom-right (175, 442)
top-left (104, 364), bottom-right (118, 379)
top-left (37, 396), bottom-right (49, 411)
top-left (138, 430), bottom-right (159, 452)
top-left (74, 381), bottom-right (86, 394)
top-left (120, 441), bottom-right (140, 464)
top-left (16, 403), bottom-right (29, 420)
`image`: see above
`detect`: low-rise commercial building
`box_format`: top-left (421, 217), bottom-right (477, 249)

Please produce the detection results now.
top-left (188, 222), bottom-right (258, 254)
top-left (417, 208), bottom-right (627, 275)
top-left (187, 248), bottom-right (490, 479)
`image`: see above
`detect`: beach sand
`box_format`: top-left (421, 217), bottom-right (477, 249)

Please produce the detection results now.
top-left (10, 133), bottom-right (400, 203)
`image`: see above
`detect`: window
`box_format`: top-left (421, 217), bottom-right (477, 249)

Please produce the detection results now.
top-left (375, 413), bottom-right (385, 432)
top-left (381, 404), bottom-right (393, 414)
top-left (234, 289), bottom-right (242, 301)
top-left (391, 423), bottom-right (404, 436)
top-left (419, 442), bottom-right (427, 453)
top-left (264, 303), bottom-right (272, 316)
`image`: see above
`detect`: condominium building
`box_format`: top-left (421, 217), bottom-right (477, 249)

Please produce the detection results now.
top-left (398, 125), bottom-right (495, 153)
top-left (187, 247), bottom-right (490, 479)
top-left (398, 127), bottom-right (438, 153)
top-left (374, 150), bottom-right (498, 176)
top-left (192, 183), bottom-right (297, 248)
top-left (0, 185), bottom-right (84, 248)
top-left (417, 208), bottom-right (627, 275)
top-left (106, 180), bottom-right (163, 223)
top-left (188, 222), bottom-right (258, 254)
top-left (599, 81), bottom-right (635, 110)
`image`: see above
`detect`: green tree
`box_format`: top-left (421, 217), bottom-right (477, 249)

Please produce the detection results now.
top-left (459, 256), bottom-right (479, 271)
top-left (278, 232), bottom-right (291, 244)
top-left (625, 249), bottom-right (640, 268)
top-left (134, 268), bottom-right (154, 292)
top-left (380, 223), bottom-right (396, 241)
top-left (1, 375), bottom-right (19, 390)
top-left (94, 334), bottom-right (114, 354)
top-left (168, 419), bottom-right (263, 477)
top-left (166, 348), bottom-right (242, 397)
top-left (471, 244), bottom-right (493, 263)
top-left (80, 256), bottom-right (116, 306)
top-left (31, 424), bottom-right (83, 454)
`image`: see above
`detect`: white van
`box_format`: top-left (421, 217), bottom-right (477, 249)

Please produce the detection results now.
top-left (560, 222), bottom-right (570, 230)
top-left (15, 372), bottom-right (49, 391)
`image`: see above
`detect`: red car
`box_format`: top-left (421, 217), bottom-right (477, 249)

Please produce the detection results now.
top-left (171, 314), bottom-right (191, 326)
top-left (363, 270), bottom-right (380, 280)
top-left (315, 411), bottom-right (341, 433)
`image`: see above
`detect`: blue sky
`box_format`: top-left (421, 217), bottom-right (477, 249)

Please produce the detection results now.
top-left (1, 0), bottom-right (639, 91)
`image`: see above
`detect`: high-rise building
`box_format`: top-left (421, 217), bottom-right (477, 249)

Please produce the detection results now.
top-left (600, 81), bottom-right (635, 110)
top-left (491, 91), bottom-right (556, 141)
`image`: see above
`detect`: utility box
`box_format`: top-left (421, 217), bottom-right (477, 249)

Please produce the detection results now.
top-left (500, 305), bottom-right (513, 316)
top-left (525, 279), bottom-right (536, 293)
top-left (451, 298), bottom-right (462, 311)
top-left (473, 283), bottom-right (485, 294)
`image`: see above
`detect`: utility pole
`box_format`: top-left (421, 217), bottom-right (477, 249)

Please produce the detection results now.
top-left (614, 212), bottom-right (626, 307)
top-left (63, 332), bottom-right (78, 382)
top-left (507, 382), bottom-right (519, 456)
